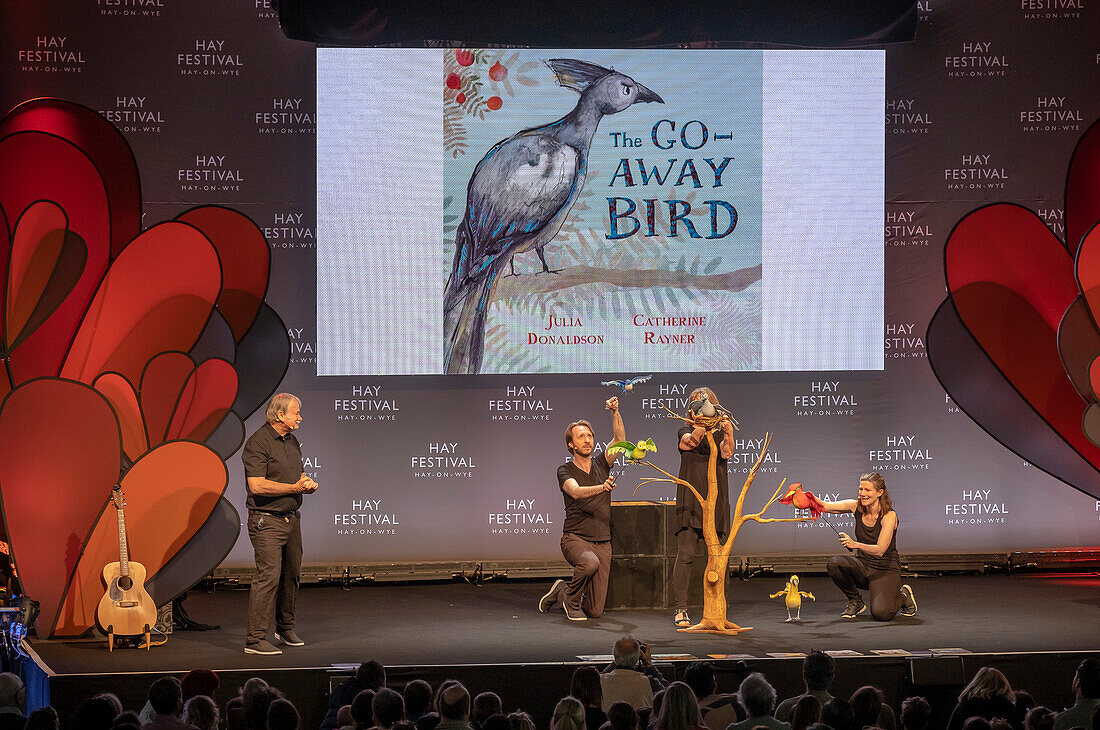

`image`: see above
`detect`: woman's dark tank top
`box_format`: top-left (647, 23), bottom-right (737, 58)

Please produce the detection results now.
top-left (855, 510), bottom-right (900, 572)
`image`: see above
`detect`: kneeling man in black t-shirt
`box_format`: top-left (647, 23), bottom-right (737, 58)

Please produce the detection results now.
top-left (538, 396), bottom-right (625, 621)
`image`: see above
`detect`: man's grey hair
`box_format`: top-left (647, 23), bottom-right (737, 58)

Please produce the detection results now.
top-left (612, 635), bottom-right (641, 668)
top-left (737, 672), bottom-right (777, 717)
top-left (266, 393), bottom-right (301, 424)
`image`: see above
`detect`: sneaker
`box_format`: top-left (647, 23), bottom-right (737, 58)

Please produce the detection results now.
top-left (275, 629), bottom-right (305, 646)
top-left (563, 603), bottom-right (587, 621)
top-left (841, 597), bottom-right (867, 619)
top-left (899, 584), bottom-right (917, 617)
top-left (244, 639), bottom-right (282, 655)
top-left (538, 579), bottom-right (566, 613)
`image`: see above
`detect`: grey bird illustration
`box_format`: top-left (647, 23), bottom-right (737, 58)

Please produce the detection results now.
top-left (689, 393), bottom-right (734, 420)
top-left (443, 58), bottom-right (663, 375)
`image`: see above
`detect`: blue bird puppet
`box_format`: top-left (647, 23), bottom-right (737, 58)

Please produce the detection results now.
top-left (601, 375), bottom-right (652, 394)
top-left (443, 59), bottom-right (664, 374)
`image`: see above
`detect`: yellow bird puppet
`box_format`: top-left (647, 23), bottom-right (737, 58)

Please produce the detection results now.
top-left (770, 575), bottom-right (815, 621)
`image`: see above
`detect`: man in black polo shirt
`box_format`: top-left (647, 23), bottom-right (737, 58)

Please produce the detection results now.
top-left (242, 392), bottom-right (318, 655)
top-left (538, 396), bottom-right (625, 621)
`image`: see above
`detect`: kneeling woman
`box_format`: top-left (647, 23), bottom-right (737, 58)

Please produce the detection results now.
top-left (818, 473), bottom-right (917, 621)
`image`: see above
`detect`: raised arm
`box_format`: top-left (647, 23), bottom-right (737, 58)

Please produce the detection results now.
top-left (604, 396), bottom-right (625, 468)
top-left (819, 498), bottom-right (858, 514)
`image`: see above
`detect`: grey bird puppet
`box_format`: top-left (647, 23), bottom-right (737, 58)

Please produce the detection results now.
top-left (443, 58), bottom-right (663, 374)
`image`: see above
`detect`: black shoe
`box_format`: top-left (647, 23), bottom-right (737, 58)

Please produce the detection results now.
top-left (899, 584), bottom-right (917, 617)
top-left (539, 580), bottom-right (566, 613)
top-left (563, 603), bottom-right (587, 621)
top-left (244, 639), bottom-right (282, 655)
top-left (841, 597), bottom-right (866, 619)
top-left (275, 629), bottom-right (305, 646)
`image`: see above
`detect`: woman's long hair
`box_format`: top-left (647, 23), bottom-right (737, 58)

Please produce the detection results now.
top-left (854, 472), bottom-right (894, 517)
top-left (551, 697), bottom-right (586, 730)
top-left (686, 387), bottom-right (720, 417)
top-left (652, 682), bottom-right (702, 730)
top-left (570, 666), bottom-right (604, 709)
top-left (959, 667), bottom-right (1014, 703)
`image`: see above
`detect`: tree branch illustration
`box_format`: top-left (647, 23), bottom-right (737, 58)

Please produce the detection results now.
top-left (493, 262), bottom-right (762, 299)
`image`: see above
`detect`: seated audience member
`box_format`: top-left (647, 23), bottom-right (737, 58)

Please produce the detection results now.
top-left (572, 667), bottom-right (608, 730)
top-left (244, 687), bottom-right (285, 730)
top-left (0, 673), bottom-right (26, 730)
top-left (266, 698), bottom-right (300, 730)
top-left (1022, 706), bottom-right (1054, 730)
top-left (899, 696), bottom-right (932, 730)
top-left (728, 673), bottom-right (790, 730)
top-left (989, 719), bottom-right (1014, 730)
top-left (73, 696), bottom-right (118, 730)
top-left (96, 692), bottom-right (124, 718)
top-left (405, 681), bottom-right (434, 724)
top-left (962, 718), bottom-right (993, 730)
top-left (23, 707), bottom-right (57, 730)
top-left (437, 683), bottom-right (474, 730)
top-left (472, 693), bottom-right (502, 730)
top-left (804, 725), bottom-right (832, 730)
top-left (605, 701), bottom-right (638, 730)
top-left (183, 695), bottom-right (219, 730)
top-left (182, 670), bottom-right (220, 704)
top-left (789, 695), bottom-right (822, 730)
top-left (948, 667), bottom-right (1023, 730)
top-left (506, 711), bottom-right (536, 730)
top-left (551, 697), bottom-right (585, 730)
top-left (851, 686), bottom-right (896, 730)
top-left (335, 705), bottom-right (354, 730)
top-left (601, 636), bottom-right (665, 710)
top-left (145, 676), bottom-right (199, 730)
top-left (374, 688), bottom-right (407, 730)
top-left (351, 690), bottom-right (377, 730)
top-left (323, 662), bottom-right (387, 730)
top-left (651, 682), bottom-right (704, 730)
top-left (1054, 658), bottom-right (1100, 730)
top-left (1015, 692), bottom-right (1036, 717)
top-left (115, 710), bottom-right (143, 728)
top-left (683, 661), bottom-right (743, 730)
top-left (481, 715), bottom-right (510, 730)
top-left (775, 652), bottom-right (835, 723)
top-left (821, 697), bottom-right (856, 730)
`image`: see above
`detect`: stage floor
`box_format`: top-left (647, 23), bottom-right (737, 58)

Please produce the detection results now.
top-left (27, 572), bottom-right (1100, 675)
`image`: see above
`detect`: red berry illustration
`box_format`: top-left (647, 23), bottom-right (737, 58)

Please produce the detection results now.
top-left (488, 61), bottom-right (508, 81)
top-left (486, 96), bottom-right (503, 110)
top-left (455, 49), bottom-right (474, 67)
top-left (446, 73), bottom-right (461, 90)
top-left (456, 93), bottom-right (466, 104)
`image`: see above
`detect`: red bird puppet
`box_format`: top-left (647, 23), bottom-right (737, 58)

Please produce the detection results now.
top-left (779, 482), bottom-right (826, 520)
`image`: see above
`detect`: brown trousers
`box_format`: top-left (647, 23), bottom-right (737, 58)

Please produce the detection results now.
top-left (246, 510), bottom-right (302, 644)
top-left (560, 533), bottom-right (612, 618)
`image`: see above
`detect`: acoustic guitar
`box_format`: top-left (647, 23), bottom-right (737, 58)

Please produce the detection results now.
top-left (96, 484), bottom-right (156, 650)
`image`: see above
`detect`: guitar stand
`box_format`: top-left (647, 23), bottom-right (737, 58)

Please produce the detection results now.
top-left (105, 624), bottom-right (152, 652)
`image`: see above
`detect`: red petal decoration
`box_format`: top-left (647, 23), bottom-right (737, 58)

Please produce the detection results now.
top-left (1075, 223), bottom-right (1100, 327)
top-left (54, 441), bottom-right (225, 637)
top-left (165, 358), bottom-right (238, 443)
top-left (1066, 119), bottom-right (1100, 256)
top-left (0, 379), bottom-right (121, 637)
top-left (93, 372), bottom-right (148, 460)
top-left (0, 134), bottom-right (110, 383)
top-left (946, 204), bottom-right (1100, 470)
top-left (176, 207), bottom-right (269, 342)
top-left (0, 99), bottom-right (141, 260)
top-left (60, 221), bottom-right (222, 386)
top-left (140, 352), bottom-right (196, 447)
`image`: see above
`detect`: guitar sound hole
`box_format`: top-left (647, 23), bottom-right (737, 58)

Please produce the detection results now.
top-left (118, 576), bottom-right (133, 591)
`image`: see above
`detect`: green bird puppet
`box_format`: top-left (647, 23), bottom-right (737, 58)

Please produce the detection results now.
top-left (607, 439), bottom-right (657, 462)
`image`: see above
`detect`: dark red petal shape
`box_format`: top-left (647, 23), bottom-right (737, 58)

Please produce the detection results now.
top-left (0, 99), bottom-right (141, 260)
top-left (946, 203), bottom-right (1100, 471)
top-left (176, 207), bottom-right (269, 343)
top-left (0, 379), bottom-right (121, 638)
top-left (93, 372), bottom-right (148, 460)
top-left (166, 358), bottom-right (238, 443)
top-left (55, 441), bottom-right (225, 637)
top-left (1066, 119), bottom-right (1100, 256)
top-left (60, 221), bottom-right (221, 386)
top-left (1057, 296), bottom-right (1100, 401)
top-left (1075, 223), bottom-right (1100, 326)
top-left (140, 352), bottom-right (195, 447)
top-left (6, 201), bottom-right (87, 352)
top-left (0, 134), bottom-right (110, 382)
